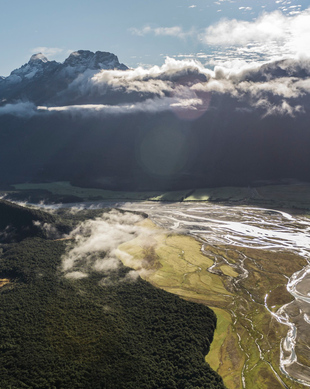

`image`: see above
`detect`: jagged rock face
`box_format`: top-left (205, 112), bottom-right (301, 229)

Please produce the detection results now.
top-left (63, 50), bottom-right (128, 71)
top-left (0, 50), bottom-right (128, 104)
top-left (8, 54), bottom-right (59, 84)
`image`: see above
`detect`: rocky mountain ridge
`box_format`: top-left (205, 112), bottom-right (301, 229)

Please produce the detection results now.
top-left (0, 50), bottom-right (128, 105)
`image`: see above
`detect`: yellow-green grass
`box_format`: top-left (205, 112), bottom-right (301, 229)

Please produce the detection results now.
top-left (184, 187), bottom-right (249, 202)
top-left (119, 225), bottom-right (231, 306)
top-left (119, 220), bottom-right (308, 389)
top-left (205, 307), bottom-right (245, 389)
top-left (149, 189), bottom-right (193, 201)
top-left (219, 264), bottom-right (239, 277)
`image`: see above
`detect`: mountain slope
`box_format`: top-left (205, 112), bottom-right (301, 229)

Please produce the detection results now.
top-left (0, 200), bottom-right (70, 242)
top-left (0, 50), bottom-right (128, 105)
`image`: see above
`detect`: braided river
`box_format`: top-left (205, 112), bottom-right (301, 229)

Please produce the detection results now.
top-left (46, 200), bottom-right (310, 388)
top-left (119, 202), bottom-right (310, 388)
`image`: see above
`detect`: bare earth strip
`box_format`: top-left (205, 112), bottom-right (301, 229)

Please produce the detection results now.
top-left (0, 279), bottom-right (10, 288)
top-left (119, 219), bottom-right (308, 389)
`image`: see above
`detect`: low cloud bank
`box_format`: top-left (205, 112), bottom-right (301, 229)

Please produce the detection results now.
top-left (42, 56), bottom-right (310, 118)
top-left (1, 56), bottom-right (310, 119)
top-left (0, 101), bottom-right (37, 117)
top-left (62, 210), bottom-right (155, 282)
top-left (38, 94), bottom-right (204, 118)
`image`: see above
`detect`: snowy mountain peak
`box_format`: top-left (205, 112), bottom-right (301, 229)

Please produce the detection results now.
top-left (28, 53), bottom-right (48, 64)
top-left (7, 53), bottom-right (54, 83)
top-left (29, 53), bottom-right (49, 64)
top-left (0, 49), bottom-right (128, 103)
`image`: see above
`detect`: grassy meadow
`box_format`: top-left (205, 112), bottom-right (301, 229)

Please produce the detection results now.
top-left (119, 219), bottom-right (308, 389)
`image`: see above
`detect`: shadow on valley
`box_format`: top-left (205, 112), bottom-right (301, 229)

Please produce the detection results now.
top-left (1, 103), bottom-right (310, 192)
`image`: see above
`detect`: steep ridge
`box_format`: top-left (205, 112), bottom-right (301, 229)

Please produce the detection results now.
top-left (0, 50), bottom-right (128, 104)
top-left (0, 199), bottom-right (70, 242)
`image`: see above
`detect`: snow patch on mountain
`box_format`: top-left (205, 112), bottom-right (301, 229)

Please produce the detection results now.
top-left (29, 53), bottom-right (48, 64)
top-left (0, 50), bottom-right (128, 104)
top-left (7, 53), bottom-right (57, 82)
top-left (3, 50), bottom-right (128, 84)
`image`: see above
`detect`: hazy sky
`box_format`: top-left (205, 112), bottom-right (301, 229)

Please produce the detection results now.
top-left (1, 0), bottom-right (309, 76)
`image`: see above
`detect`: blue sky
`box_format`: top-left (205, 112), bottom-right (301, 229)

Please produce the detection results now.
top-left (1, 0), bottom-right (309, 76)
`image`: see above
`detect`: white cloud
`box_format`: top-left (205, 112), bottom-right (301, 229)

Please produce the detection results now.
top-left (130, 26), bottom-right (152, 36)
top-left (61, 210), bottom-right (157, 281)
top-left (129, 25), bottom-right (194, 39)
top-left (287, 8), bottom-right (310, 57)
top-left (38, 95), bottom-right (203, 118)
top-left (202, 8), bottom-right (310, 59)
top-left (129, 9), bottom-right (310, 63)
top-left (65, 271), bottom-right (88, 279)
top-left (33, 220), bottom-right (61, 239)
top-left (40, 54), bottom-right (310, 119)
top-left (3, 57), bottom-right (310, 120)
top-left (154, 26), bottom-right (184, 37)
top-left (75, 56), bottom-right (210, 94)
top-left (122, 270), bottom-right (140, 282)
top-left (203, 11), bottom-right (288, 46)
top-left (38, 57), bottom-right (210, 118)
top-left (31, 46), bottom-right (64, 59)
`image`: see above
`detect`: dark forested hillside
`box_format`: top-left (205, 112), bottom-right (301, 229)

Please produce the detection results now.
top-left (0, 199), bottom-right (71, 243)
top-left (0, 202), bottom-right (226, 389)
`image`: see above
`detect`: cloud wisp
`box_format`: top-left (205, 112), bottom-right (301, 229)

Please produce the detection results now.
top-left (129, 25), bottom-right (196, 40)
top-left (30, 47), bottom-right (65, 59)
top-left (129, 8), bottom-right (310, 63)
top-left (0, 101), bottom-right (38, 118)
top-left (61, 210), bottom-right (156, 282)
top-left (38, 95), bottom-right (204, 118)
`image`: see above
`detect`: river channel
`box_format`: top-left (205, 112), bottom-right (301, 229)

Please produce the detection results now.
top-left (120, 202), bottom-right (310, 387)
top-left (44, 200), bottom-right (310, 387)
